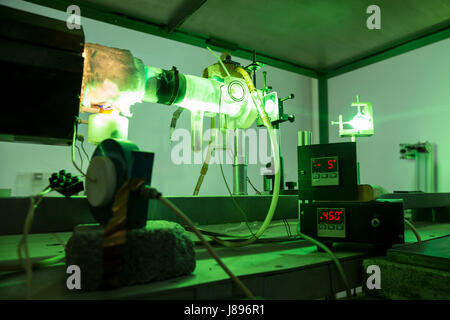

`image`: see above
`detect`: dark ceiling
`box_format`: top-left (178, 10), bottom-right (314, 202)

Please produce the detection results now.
top-left (24, 0), bottom-right (450, 76)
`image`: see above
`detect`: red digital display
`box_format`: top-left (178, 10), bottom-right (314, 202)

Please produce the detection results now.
top-left (320, 210), bottom-right (342, 221)
top-left (318, 209), bottom-right (345, 224)
top-left (312, 157), bottom-right (338, 173)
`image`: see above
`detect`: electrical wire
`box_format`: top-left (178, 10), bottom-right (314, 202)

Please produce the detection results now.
top-left (17, 187), bottom-right (54, 299)
top-left (185, 226), bottom-right (250, 239)
top-left (80, 139), bottom-right (90, 163)
top-left (404, 218), bottom-right (421, 243)
top-left (158, 196), bottom-right (255, 300)
top-left (219, 162), bottom-right (255, 237)
top-left (190, 116), bottom-right (255, 236)
top-left (75, 145), bottom-right (83, 171)
top-left (297, 230), bottom-right (352, 299)
top-left (187, 220), bottom-right (303, 242)
top-left (206, 47), bottom-right (231, 78)
top-left (203, 48), bottom-right (281, 248)
top-left (282, 219), bottom-right (293, 239)
top-left (247, 177), bottom-right (262, 195)
top-left (51, 233), bottom-right (67, 249)
top-left (72, 121), bottom-right (94, 182)
top-left (281, 219), bottom-right (289, 238)
top-left (201, 53), bottom-right (256, 237)
top-left (212, 66), bottom-right (281, 248)
top-left (193, 118), bottom-right (217, 196)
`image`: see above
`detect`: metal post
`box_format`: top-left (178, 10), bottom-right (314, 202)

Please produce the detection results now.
top-left (275, 128), bottom-right (285, 191)
top-left (298, 130), bottom-right (312, 234)
top-left (351, 136), bottom-right (360, 184)
top-left (318, 75), bottom-right (329, 144)
top-left (298, 131), bottom-right (313, 147)
top-left (233, 128), bottom-right (248, 195)
top-left (416, 143), bottom-right (435, 193)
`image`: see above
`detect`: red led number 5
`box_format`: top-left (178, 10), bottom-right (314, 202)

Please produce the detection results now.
top-left (328, 159), bottom-right (336, 169)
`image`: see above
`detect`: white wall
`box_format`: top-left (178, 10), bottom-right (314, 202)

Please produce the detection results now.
top-left (328, 38), bottom-right (450, 193)
top-left (0, 0), bottom-right (314, 196)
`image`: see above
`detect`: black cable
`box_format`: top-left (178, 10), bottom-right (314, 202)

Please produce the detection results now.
top-left (139, 186), bottom-right (299, 245)
top-left (282, 219), bottom-right (289, 238)
top-left (216, 90), bottom-right (255, 237)
top-left (80, 139), bottom-right (90, 163)
top-left (75, 145), bottom-right (83, 171)
top-left (140, 184), bottom-right (256, 300)
top-left (247, 176), bottom-right (262, 195)
top-left (71, 121), bottom-right (94, 182)
top-left (286, 219), bottom-right (293, 238)
top-left (219, 162), bottom-right (256, 237)
top-left (282, 219), bottom-right (292, 239)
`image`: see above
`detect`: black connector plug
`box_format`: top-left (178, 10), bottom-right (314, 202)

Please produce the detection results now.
top-left (49, 170), bottom-right (84, 197)
top-left (139, 185), bottom-right (162, 200)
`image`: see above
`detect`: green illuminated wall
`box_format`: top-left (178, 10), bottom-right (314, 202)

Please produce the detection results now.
top-left (328, 38), bottom-right (450, 192)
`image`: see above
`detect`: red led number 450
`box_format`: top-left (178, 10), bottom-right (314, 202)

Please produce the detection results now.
top-left (320, 210), bottom-right (343, 221)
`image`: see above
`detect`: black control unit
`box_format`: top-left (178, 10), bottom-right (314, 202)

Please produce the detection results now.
top-left (297, 142), bottom-right (405, 249)
top-left (298, 142), bottom-right (358, 201)
top-left (300, 201), bottom-right (405, 246)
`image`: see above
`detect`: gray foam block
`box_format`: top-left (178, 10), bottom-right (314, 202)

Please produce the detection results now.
top-left (65, 220), bottom-right (196, 291)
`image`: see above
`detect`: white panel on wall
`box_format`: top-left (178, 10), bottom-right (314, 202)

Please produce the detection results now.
top-left (328, 38), bottom-right (450, 193)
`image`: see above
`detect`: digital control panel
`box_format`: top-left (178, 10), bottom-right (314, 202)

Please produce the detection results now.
top-left (298, 142), bottom-right (358, 201)
top-left (311, 156), bottom-right (339, 186)
top-left (317, 208), bottom-right (346, 238)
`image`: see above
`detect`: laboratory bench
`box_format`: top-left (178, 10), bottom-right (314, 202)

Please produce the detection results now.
top-left (1, 220), bottom-right (448, 300)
